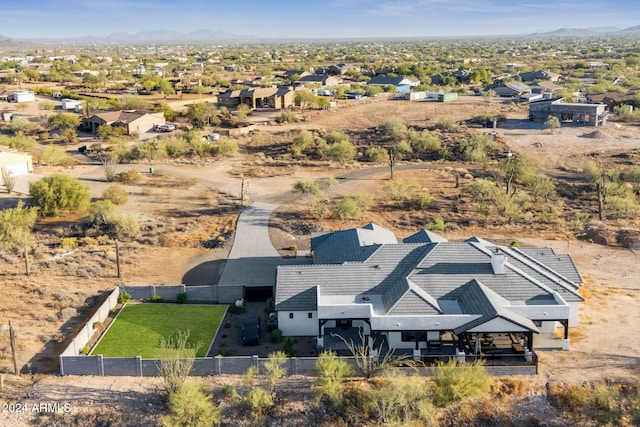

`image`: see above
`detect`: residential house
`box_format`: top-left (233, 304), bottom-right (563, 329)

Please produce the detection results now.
top-left (0, 148), bottom-right (33, 177)
top-left (529, 81), bottom-right (562, 94)
top-left (486, 81), bottom-right (531, 98)
top-left (518, 70), bottom-right (561, 83)
top-left (275, 224), bottom-right (583, 359)
top-left (529, 98), bottom-right (607, 126)
top-left (367, 76), bottom-right (419, 93)
top-left (587, 90), bottom-right (638, 111)
top-left (11, 90), bottom-right (35, 103)
top-left (219, 87), bottom-right (296, 109)
top-left (82, 110), bottom-right (165, 135)
top-left (298, 74), bottom-right (342, 87)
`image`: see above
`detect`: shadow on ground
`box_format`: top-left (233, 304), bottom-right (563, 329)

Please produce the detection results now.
top-left (182, 259), bottom-right (227, 286)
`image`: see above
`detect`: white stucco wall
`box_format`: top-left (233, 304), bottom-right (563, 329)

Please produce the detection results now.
top-left (278, 310), bottom-right (317, 336)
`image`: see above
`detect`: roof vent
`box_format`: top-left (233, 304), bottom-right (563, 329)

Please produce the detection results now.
top-left (490, 250), bottom-right (507, 275)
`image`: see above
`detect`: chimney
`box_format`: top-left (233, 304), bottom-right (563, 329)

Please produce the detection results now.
top-left (490, 249), bottom-right (507, 274)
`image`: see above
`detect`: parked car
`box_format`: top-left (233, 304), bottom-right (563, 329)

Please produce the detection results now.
top-left (155, 124), bottom-right (175, 132)
top-left (242, 315), bottom-right (261, 346)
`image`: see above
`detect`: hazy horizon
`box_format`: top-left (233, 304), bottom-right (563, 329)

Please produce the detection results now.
top-left (1, 0), bottom-right (638, 40)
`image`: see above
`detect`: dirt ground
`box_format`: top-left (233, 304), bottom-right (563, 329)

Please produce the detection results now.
top-left (1, 94), bottom-right (639, 425)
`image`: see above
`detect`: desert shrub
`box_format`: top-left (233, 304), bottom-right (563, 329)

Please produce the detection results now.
top-left (547, 383), bottom-right (590, 412)
top-left (290, 130), bottom-right (315, 157)
top-left (433, 360), bottom-right (492, 406)
top-left (30, 174), bottom-right (91, 216)
top-left (382, 117), bottom-right (408, 141)
top-left (283, 336), bottom-right (295, 357)
top-left (459, 133), bottom-right (497, 163)
top-left (211, 137), bottom-right (238, 157)
top-left (360, 370), bottom-right (435, 426)
top-left (312, 350), bottom-right (353, 407)
top-left (332, 196), bottom-right (366, 221)
top-left (545, 115), bottom-right (561, 130)
top-left (113, 213), bottom-right (140, 240)
top-left (157, 330), bottom-right (198, 394)
top-left (176, 292), bottom-right (187, 304)
top-left (409, 129), bottom-right (441, 153)
top-left (434, 116), bottom-right (457, 131)
top-left (88, 200), bottom-right (116, 228)
top-left (426, 216), bottom-right (446, 232)
top-left (60, 237), bottom-right (78, 249)
top-left (115, 169), bottom-right (141, 184)
top-left (364, 146), bottom-right (389, 163)
top-left (102, 185), bottom-right (128, 205)
top-left (418, 192), bottom-right (432, 209)
top-left (384, 178), bottom-right (421, 203)
top-left (264, 351), bottom-right (287, 390)
top-left (38, 144), bottom-right (69, 166)
top-left (325, 140), bottom-right (356, 165)
top-left (161, 382), bottom-right (221, 427)
top-left (118, 291), bottom-right (131, 304)
top-left (275, 111), bottom-right (298, 123)
top-left (151, 295), bottom-right (163, 303)
top-left (164, 138), bottom-right (190, 158)
top-left (0, 133), bottom-right (38, 151)
top-left (270, 329), bottom-right (283, 343)
top-left (495, 193), bottom-right (531, 223)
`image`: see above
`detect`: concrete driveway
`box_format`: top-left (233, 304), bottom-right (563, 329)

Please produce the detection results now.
top-left (216, 202), bottom-right (309, 302)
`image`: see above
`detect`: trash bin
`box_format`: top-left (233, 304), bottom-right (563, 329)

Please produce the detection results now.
top-left (149, 167), bottom-right (154, 174)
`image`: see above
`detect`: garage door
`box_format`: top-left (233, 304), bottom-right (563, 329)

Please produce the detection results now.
top-left (244, 286), bottom-right (273, 302)
top-left (6, 162), bottom-right (29, 176)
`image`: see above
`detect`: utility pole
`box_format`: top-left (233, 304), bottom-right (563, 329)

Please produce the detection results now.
top-left (9, 321), bottom-right (18, 375)
top-left (115, 240), bottom-right (122, 279)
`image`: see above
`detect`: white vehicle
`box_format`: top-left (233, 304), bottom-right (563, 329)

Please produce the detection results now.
top-left (155, 124), bottom-right (175, 132)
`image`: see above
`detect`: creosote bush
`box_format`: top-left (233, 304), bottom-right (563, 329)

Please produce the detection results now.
top-left (161, 382), bottom-right (221, 427)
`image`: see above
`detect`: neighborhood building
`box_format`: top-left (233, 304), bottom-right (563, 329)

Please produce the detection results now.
top-left (218, 87), bottom-right (296, 109)
top-left (486, 81), bottom-right (532, 98)
top-left (61, 98), bottom-right (83, 112)
top-left (366, 76), bottom-right (419, 93)
top-left (529, 98), bottom-right (608, 126)
top-left (10, 90), bottom-right (36, 103)
top-left (0, 148), bottom-right (33, 177)
top-left (518, 70), bottom-right (562, 83)
top-left (275, 224), bottom-right (583, 359)
top-left (297, 74), bottom-right (342, 87)
top-left (82, 110), bottom-right (165, 135)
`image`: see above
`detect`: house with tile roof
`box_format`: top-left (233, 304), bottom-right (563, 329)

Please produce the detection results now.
top-left (275, 224), bottom-right (583, 361)
top-left (83, 110), bottom-right (165, 135)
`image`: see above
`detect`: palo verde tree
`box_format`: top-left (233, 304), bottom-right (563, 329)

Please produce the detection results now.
top-left (29, 174), bottom-right (91, 216)
top-left (186, 102), bottom-right (219, 128)
top-left (0, 201), bottom-right (38, 275)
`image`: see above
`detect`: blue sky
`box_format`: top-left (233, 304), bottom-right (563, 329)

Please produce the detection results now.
top-left (2, 0), bottom-right (638, 39)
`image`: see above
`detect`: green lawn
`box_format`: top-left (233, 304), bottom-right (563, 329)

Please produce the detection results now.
top-left (91, 304), bottom-right (226, 358)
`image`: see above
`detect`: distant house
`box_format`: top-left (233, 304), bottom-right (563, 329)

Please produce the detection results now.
top-left (82, 110), bottom-right (165, 135)
top-left (486, 82), bottom-right (531, 98)
top-left (367, 76), bottom-right (418, 93)
top-left (529, 81), bottom-right (562, 94)
top-left (275, 224), bottom-right (583, 358)
top-left (280, 70), bottom-right (310, 80)
top-left (298, 74), bottom-right (342, 87)
top-left (61, 98), bottom-right (83, 112)
top-left (587, 91), bottom-right (638, 111)
top-left (219, 87), bottom-right (296, 109)
top-left (11, 90), bottom-right (35, 103)
top-left (518, 70), bottom-right (561, 83)
top-left (529, 98), bottom-right (607, 126)
top-left (0, 148), bottom-right (33, 177)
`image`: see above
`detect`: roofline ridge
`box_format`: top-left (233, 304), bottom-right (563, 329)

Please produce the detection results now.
top-left (509, 247), bottom-right (582, 287)
top-left (502, 247), bottom-right (583, 297)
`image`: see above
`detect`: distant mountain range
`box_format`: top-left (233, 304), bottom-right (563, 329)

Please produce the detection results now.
top-left (529, 25), bottom-right (640, 37)
top-left (1, 25), bottom-right (640, 45)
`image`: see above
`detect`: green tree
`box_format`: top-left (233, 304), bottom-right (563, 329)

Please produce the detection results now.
top-left (382, 117), bottom-right (408, 142)
top-left (584, 161), bottom-right (623, 221)
top-left (0, 201), bottom-right (38, 274)
top-left (365, 146), bottom-right (389, 163)
top-left (294, 90), bottom-right (318, 113)
top-left (29, 174), bottom-right (91, 216)
top-left (186, 102), bottom-right (218, 128)
top-left (157, 79), bottom-right (175, 98)
top-left (497, 154), bottom-right (537, 195)
top-left (409, 129), bottom-right (441, 154)
top-left (290, 130), bottom-right (315, 157)
top-left (47, 112), bottom-right (80, 132)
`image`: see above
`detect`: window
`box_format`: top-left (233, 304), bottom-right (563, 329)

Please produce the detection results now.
top-left (289, 313), bottom-right (294, 319)
top-left (308, 312), bottom-right (313, 319)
